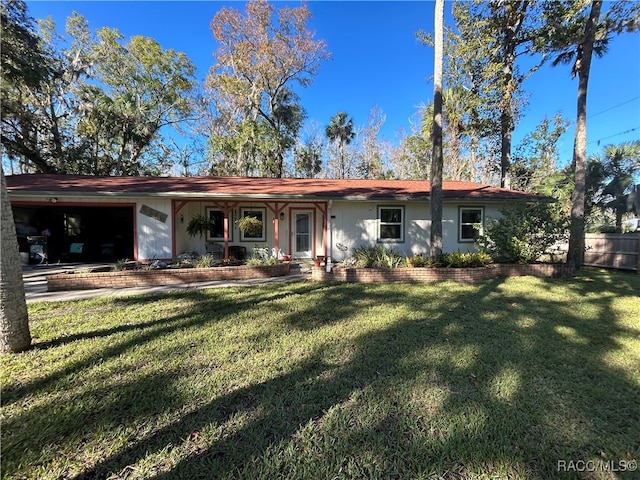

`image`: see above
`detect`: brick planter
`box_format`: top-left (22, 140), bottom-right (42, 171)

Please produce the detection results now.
top-left (47, 263), bottom-right (291, 292)
top-left (311, 263), bottom-right (574, 283)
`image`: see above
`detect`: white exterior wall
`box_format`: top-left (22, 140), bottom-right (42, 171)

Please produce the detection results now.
top-left (164, 200), bottom-right (503, 260)
top-left (328, 200), bottom-right (506, 261)
top-left (176, 202), bottom-right (213, 255)
top-left (11, 193), bottom-right (508, 262)
top-left (328, 200), bottom-right (430, 261)
top-left (136, 198), bottom-right (173, 260)
top-left (442, 202), bottom-right (504, 253)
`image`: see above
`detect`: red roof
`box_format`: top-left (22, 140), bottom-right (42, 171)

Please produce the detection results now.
top-left (6, 174), bottom-right (544, 201)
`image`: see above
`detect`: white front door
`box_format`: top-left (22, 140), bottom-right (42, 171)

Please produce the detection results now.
top-left (293, 211), bottom-right (312, 258)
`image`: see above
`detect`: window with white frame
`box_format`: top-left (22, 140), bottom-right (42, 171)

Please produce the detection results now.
top-left (378, 206), bottom-right (404, 242)
top-left (459, 207), bottom-right (483, 242)
top-left (205, 207), bottom-right (230, 241)
top-left (239, 207), bottom-right (266, 241)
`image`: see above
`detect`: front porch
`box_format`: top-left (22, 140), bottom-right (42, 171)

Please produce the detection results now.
top-left (172, 199), bottom-right (331, 261)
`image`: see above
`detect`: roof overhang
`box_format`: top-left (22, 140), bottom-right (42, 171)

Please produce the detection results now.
top-left (5, 174), bottom-right (549, 203)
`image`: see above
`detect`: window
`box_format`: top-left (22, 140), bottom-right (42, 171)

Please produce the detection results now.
top-left (205, 207), bottom-right (231, 241)
top-left (459, 207), bottom-right (483, 242)
top-left (240, 207), bottom-right (266, 241)
top-left (378, 206), bottom-right (404, 242)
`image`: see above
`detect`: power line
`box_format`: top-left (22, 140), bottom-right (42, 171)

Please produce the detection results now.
top-left (556, 98), bottom-right (640, 156)
top-left (562, 96), bottom-right (640, 128)
top-left (588, 126), bottom-right (640, 146)
top-left (557, 126), bottom-right (639, 160)
top-left (587, 96), bottom-right (640, 120)
top-left (521, 96), bottom-right (639, 159)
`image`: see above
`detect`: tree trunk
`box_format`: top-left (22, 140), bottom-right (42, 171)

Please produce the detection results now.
top-left (0, 169), bottom-right (31, 353)
top-left (430, 0), bottom-right (444, 258)
top-left (470, 132), bottom-right (478, 181)
top-left (500, 110), bottom-right (512, 189)
top-left (567, 0), bottom-right (602, 269)
top-left (615, 209), bottom-right (623, 233)
top-left (498, 1), bottom-right (529, 189)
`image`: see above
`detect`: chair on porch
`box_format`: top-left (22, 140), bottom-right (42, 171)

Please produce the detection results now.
top-left (205, 242), bottom-right (224, 260)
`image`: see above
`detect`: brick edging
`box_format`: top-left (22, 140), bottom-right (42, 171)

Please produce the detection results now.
top-left (311, 264), bottom-right (574, 283)
top-left (47, 263), bottom-right (291, 291)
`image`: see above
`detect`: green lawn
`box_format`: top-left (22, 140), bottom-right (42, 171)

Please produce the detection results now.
top-left (2, 268), bottom-right (639, 479)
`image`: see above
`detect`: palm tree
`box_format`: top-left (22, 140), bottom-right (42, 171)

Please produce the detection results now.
top-left (1, 169), bottom-right (31, 353)
top-left (325, 112), bottom-right (355, 179)
top-left (430, 0), bottom-right (444, 258)
top-left (555, 1), bottom-right (603, 269)
top-left (420, 87), bottom-right (473, 181)
top-left (294, 141), bottom-right (322, 178)
top-left (593, 141), bottom-right (640, 231)
top-left (543, 0), bottom-right (639, 264)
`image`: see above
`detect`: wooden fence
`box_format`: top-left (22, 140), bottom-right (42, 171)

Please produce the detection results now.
top-left (583, 233), bottom-right (640, 272)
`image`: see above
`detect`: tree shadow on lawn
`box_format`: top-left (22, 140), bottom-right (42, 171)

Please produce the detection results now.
top-left (2, 283), bottom-right (329, 408)
top-left (163, 272), bottom-right (638, 479)
top-left (3, 281), bottom-right (364, 479)
top-left (4, 272), bottom-right (639, 479)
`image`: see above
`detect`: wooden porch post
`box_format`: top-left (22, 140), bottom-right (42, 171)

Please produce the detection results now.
top-left (212, 201), bottom-right (239, 259)
top-left (266, 201), bottom-right (289, 256)
top-left (223, 214), bottom-right (230, 259)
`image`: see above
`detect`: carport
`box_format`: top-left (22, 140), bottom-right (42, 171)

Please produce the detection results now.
top-left (12, 204), bottom-right (135, 264)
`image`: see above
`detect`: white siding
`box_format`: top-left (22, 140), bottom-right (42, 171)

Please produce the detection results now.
top-left (442, 203), bottom-right (504, 253)
top-left (136, 198), bottom-right (173, 260)
top-left (328, 200), bottom-right (507, 260)
top-left (11, 193), bottom-right (509, 262)
top-left (328, 200), bottom-right (431, 260)
top-left (176, 202), bottom-right (212, 255)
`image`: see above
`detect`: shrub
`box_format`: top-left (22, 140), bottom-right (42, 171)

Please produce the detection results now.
top-left (353, 244), bottom-right (403, 268)
top-left (112, 258), bottom-right (131, 271)
top-left (351, 247), bottom-right (491, 269)
top-left (246, 257), bottom-right (277, 266)
top-left (247, 245), bottom-right (278, 266)
top-left (438, 250), bottom-right (491, 268)
top-left (196, 254), bottom-right (217, 268)
top-left (476, 202), bottom-right (569, 264)
top-left (405, 253), bottom-right (437, 268)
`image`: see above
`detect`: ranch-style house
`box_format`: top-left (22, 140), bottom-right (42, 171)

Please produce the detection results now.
top-left (6, 174), bottom-right (544, 264)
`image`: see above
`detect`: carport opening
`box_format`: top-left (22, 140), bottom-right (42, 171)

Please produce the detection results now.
top-left (13, 206), bottom-right (134, 264)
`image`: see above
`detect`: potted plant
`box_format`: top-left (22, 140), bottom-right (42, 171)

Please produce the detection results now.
top-left (237, 215), bottom-right (263, 236)
top-left (314, 255), bottom-right (325, 267)
top-left (186, 213), bottom-right (215, 239)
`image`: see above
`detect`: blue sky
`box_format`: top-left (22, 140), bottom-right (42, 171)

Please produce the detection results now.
top-left (26, 1), bottom-right (640, 168)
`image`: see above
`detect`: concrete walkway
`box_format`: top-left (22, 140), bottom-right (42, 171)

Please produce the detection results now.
top-left (22, 263), bottom-right (311, 303)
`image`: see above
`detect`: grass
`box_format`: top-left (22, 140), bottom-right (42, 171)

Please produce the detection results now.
top-left (1, 268), bottom-right (639, 479)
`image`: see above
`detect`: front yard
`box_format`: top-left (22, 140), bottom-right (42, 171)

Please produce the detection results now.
top-left (1, 269), bottom-right (639, 479)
